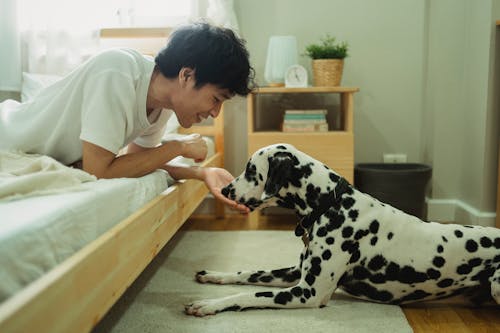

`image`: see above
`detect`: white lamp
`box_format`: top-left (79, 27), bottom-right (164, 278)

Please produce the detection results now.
top-left (264, 35), bottom-right (298, 87)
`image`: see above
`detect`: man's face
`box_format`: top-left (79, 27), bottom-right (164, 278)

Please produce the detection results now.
top-left (173, 70), bottom-right (232, 128)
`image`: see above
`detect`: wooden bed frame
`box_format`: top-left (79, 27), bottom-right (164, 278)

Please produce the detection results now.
top-left (0, 28), bottom-right (225, 333)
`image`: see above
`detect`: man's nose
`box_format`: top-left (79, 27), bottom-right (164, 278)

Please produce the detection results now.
top-left (210, 103), bottom-right (222, 117)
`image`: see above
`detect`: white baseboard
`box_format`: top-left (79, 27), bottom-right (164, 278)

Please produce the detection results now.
top-left (426, 198), bottom-right (496, 227)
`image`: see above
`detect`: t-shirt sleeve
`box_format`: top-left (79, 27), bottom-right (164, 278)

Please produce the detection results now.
top-left (133, 109), bottom-right (173, 148)
top-left (79, 71), bottom-right (136, 154)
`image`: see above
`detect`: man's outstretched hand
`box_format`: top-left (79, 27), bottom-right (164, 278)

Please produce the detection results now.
top-left (202, 167), bottom-right (250, 214)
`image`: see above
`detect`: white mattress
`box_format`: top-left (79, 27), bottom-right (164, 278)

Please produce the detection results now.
top-left (0, 170), bottom-right (169, 302)
top-left (0, 135), bottom-right (215, 302)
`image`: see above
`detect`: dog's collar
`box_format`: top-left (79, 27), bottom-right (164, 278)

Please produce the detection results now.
top-left (295, 177), bottom-right (351, 244)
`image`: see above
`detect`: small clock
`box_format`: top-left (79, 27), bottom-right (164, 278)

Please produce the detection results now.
top-left (285, 64), bottom-right (308, 88)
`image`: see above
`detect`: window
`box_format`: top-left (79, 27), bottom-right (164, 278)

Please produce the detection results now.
top-left (18, 0), bottom-right (194, 31)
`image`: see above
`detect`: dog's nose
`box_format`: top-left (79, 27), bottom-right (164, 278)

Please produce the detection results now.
top-left (221, 186), bottom-right (231, 198)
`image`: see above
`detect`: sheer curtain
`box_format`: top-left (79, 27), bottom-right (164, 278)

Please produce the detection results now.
top-left (0, 0), bottom-right (239, 92)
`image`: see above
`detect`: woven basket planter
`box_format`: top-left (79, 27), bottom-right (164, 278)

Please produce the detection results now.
top-left (312, 59), bottom-right (344, 86)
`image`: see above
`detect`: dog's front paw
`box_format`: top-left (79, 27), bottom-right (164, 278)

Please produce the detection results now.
top-left (184, 299), bottom-right (239, 317)
top-left (195, 270), bottom-right (229, 284)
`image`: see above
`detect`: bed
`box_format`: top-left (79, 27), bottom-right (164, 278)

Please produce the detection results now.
top-left (0, 28), bottom-right (225, 332)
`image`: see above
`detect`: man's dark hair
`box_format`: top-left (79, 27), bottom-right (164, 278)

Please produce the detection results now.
top-left (155, 22), bottom-right (255, 96)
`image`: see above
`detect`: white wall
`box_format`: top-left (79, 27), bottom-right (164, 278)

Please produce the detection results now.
top-left (224, 0), bottom-right (500, 225)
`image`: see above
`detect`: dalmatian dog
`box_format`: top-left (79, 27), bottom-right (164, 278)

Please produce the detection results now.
top-left (184, 143), bottom-right (500, 316)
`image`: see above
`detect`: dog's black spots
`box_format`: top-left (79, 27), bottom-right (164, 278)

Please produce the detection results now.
top-left (354, 229), bottom-right (370, 240)
top-left (322, 249), bottom-right (332, 260)
top-left (219, 305), bottom-right (241, 313)
top-left (457, 264), bottom-right (472, 275)
top-left (305, 273), bottom-right (316, 286)
top-left (368, 255), bottom-right (387, 271)
top-left (469, 258), bottom-right (483, 267)
top-left (258, 151), bottom-right (264, 155)
top-left (433, 256), bottom-right (445, 268)
top-left (283, 269), bottom-right (301, 283)
top-left (442, 236), bottom-right (448, 243)
top-left (291, 286), bottom-right (303, 297)
top-left (495, 237), bottom-right (500, 248)
top-left (341, 240), bottom-right (358, 253)
top-left (398, 290), bottom-right (432, 303)
top-left (259, 173), bottom-right (263, 181)
top-left (465, 239), bottom-right (478, 253)
top-left (244, 162), bottom-right (258, 183)
top-left (437, 279), bottom-right (454, 288)
top-left (316, 226), bottom-right (327, 237)
top-left (256, 292), bottom-right (274, 298)
top-left (350, 250), bottom-right (361, 264)
top-left (325, 211), bottom-right (345, 230)
top-left (274, 291), bottom-right (293, 305)
top-left (437, 245), bottom-right (444, 253)
top-left (248, 271), bottom-right (264, 283)
top-left (348, 210), bottom-right (359, 221)
top-left (387, 232), bottom-right (394, 240)
top-left (352, 266), bottom-right (370, 280)
top-left (471, 266), bottom-right (496, 284)
top-left (319, 304), bottom-right (326, 308)
top-left (427, 268), bottom-right (441, 280)
top-left (311, 288), bottom-right (316, 296)
top-left (342, 226), bottom-right (354, 238)
top-left (329, 172), bottom-right (340, 182)
top-left (480, 237), bottom-right (492, 248)
top-left (398, 266), bottom-right (428, 284)
top-left (370, 237), bottom-right (378, 246)
top-left (494, 255), bottom-right (500, 263)
top-left (303, 289), bottom-right (311, 299)
top-left (310, 257), bottom-right (322, 276)
top-left (344, 282), bottom-right (394, 302)
top-left (279, 193), bottom-right (306, 210)
top-left (326, 237), bottom-right (335, 245)
top-left (221, 186), bottom-right (230, 197)
top-left (300, 298), bottom-right (306, 303)
top-left (369, 220), bottom-right (380, 234)
top-left (259, 275), bottom-right (274, 283)
top-left (370, 273), bottom-right (387, 284)
top-left (342, 196), bottom-right (355, 210)
top-left (197, 270), bottom-right (207, 276)
top-left (454, 230), bottom-right (463, 238)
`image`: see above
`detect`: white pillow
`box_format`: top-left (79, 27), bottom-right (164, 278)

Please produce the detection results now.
top-left (21, 72), bottom-right (62, 102)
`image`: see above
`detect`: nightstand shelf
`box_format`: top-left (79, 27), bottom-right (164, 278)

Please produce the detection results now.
top-left (246, 86), bottom-right (359, 226)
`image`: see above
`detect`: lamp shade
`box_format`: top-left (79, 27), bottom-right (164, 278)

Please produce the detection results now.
top-left (264, 35), bottom-right (297, 86)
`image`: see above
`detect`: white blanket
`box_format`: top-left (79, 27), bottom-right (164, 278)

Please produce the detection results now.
top-left (0, 150), bottom-right (96, 201)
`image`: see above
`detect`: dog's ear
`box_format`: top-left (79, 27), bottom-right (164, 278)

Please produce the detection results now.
top-left (261, 154), bottom-right (293, 201)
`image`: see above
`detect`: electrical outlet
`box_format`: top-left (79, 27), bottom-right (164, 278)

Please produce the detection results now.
top-left (383, 153), bottom-right (407, 163)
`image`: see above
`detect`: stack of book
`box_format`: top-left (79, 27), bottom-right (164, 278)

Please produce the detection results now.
top-left (282, 109), bottom-right (329, 132)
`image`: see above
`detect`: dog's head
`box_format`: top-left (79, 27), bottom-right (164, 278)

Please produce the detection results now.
top-left (222, 143), bottom-right (316, 211)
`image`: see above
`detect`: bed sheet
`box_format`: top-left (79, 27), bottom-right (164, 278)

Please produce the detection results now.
top-left (0, 170), bottom-right (170, 302)
top-left (0, 135), bottom-right (215, 303)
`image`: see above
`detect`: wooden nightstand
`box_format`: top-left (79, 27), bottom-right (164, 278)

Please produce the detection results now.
top-left (246, 86), bottom-right (359, 225)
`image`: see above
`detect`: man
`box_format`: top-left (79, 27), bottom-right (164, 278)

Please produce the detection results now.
top-left (0, 22), bottom-right (254, 212)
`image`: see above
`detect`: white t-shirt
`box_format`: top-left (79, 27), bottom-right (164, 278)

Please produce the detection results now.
top-left (0, 48), bottom-right (172, 165)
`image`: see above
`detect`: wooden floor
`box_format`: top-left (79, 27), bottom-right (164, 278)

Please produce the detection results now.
top-left (183, 214), bottom-right (500, 333)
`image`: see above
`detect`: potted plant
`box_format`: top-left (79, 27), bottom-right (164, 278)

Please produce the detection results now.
top-left (305, 35), bottom-right (348, 87)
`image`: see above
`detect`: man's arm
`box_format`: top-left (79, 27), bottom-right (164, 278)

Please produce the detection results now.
top-left (82, 134), bottom-right (207, 179)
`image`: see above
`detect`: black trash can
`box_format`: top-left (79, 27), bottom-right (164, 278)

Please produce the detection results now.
top-left (354, 163), bottom-right (432, 220)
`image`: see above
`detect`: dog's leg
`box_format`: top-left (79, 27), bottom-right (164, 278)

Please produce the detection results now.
top-left (195, 246), bottom-right (307, 287)
top-left (186, 243), bottom-right (349, 316)
top-left (196, 266), bottom-right (301, 287)
top-left (491, 267), bottom-right (500, 304)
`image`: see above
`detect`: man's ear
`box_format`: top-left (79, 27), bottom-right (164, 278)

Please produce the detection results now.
top-left (261, 154), bottom-right (293, 201)
top-left (179, 67), bottom-right (195, 84)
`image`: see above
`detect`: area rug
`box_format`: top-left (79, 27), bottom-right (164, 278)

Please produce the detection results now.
top-left (92, 231), bottom-right (413, 333)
